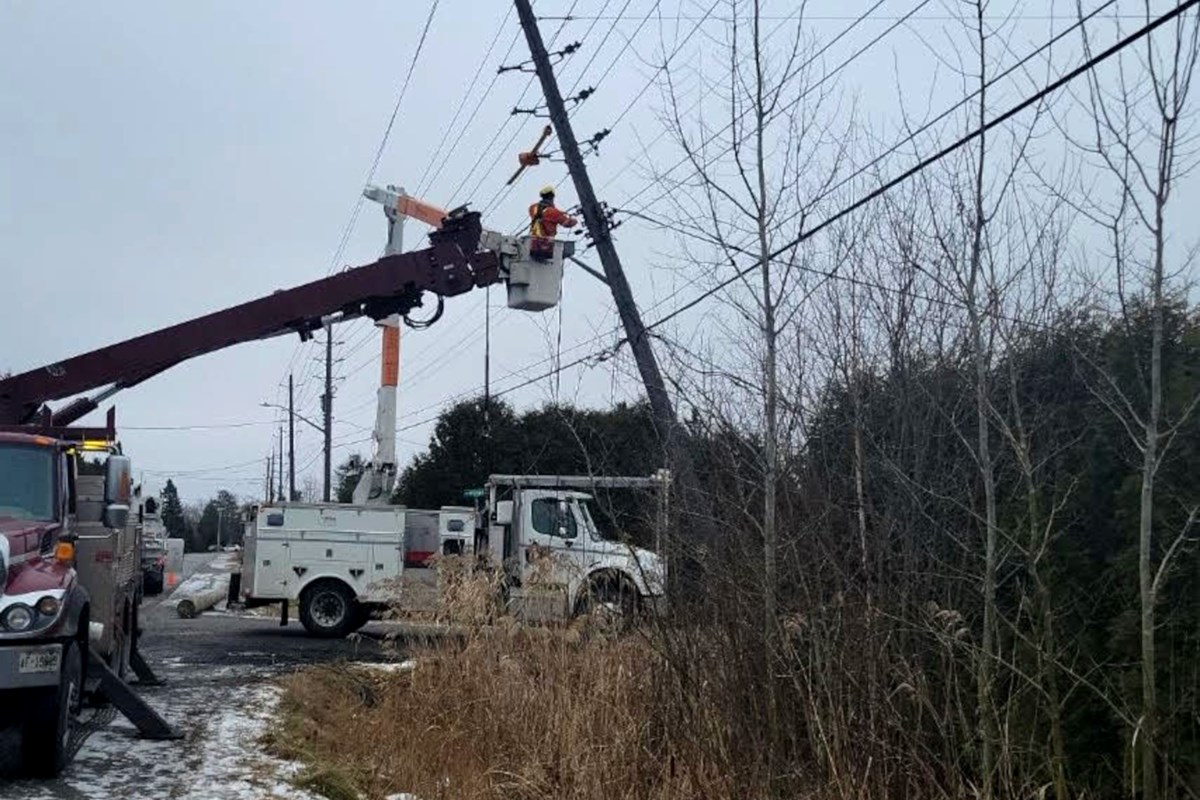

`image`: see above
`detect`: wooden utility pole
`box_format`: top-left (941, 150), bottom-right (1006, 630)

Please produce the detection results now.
top-left (321, 326), bottom-right (334, 502)
top-left (277, 427), bottom-right (285, 503)
top-left (287, 373), bottom-right (296, 502)
top-left (513, 0), bottom-right (711, 555)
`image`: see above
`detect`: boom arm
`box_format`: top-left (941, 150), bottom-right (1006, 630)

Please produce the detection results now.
top-left (0, 211), bottom-right (498, 426)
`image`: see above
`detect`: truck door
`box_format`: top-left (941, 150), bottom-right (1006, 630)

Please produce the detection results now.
top-left (522, 493), bottom-right (589, 593)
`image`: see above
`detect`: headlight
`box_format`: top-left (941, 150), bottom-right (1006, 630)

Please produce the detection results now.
top-left (2, 604), bottom-right (34, 632)
top-left (36, 596), bottom-right (61, 617)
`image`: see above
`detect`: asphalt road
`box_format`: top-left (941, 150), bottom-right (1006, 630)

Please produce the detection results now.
top-left (0, 552), bottom-right (409, 799)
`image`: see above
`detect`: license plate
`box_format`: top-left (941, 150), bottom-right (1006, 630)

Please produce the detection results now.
top-left (18, 648), bottom-right (61, 674)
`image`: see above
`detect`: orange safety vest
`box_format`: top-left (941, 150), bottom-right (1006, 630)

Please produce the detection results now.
top-left (529, 201), bottom-right (574, 238)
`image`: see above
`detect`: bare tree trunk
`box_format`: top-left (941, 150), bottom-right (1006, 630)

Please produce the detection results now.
top-left (1138, 181), bottom-right (1166, 800)
top-left (752, 1), bottom-right (780, 787)
top-left (1006, 363), bottom-right (1069, 800)
top-left (968, 6), bottom-right (998, 795)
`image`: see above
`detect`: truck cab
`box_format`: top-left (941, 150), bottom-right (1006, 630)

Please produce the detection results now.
top-left (484, 474), bottom-right (669, 620)
top-left (0, 430), bottom-right (138, 776)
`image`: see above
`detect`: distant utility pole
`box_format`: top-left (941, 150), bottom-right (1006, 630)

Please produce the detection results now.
top-left (513, 0), bottom-right (711, 550)
top-left (287, 374), bottom-right (296, 502)
top-left (277, 426), bottom-right (284, 503)
top-left (321, 325), bottom-right (334, 502)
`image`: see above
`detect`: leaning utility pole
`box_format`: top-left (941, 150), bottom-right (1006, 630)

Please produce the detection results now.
top-left (321, 325), bottom-right (334, 502)
top-left (513, 0), bottom-right (711, 554)
top-left (287, 374), bottom-right (296, 502)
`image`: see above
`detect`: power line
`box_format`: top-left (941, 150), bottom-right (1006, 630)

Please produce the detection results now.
top-left (123, 420), bottom-right (276, 431)
top-left (613, 0), bottom-right (930, 217)
top-left (539, 13), bottom-right (1149, 21)
top-left (277, 2), bottom-right (442, 445)
top-left (643, 0), bottom-right (1200, 333)
top-left (399, 0), bottom-right (1200, 437)
top-left (413, 4), bottom-right (516, 195)
top-left (635, 0), bottom-right (1123, 238)
top-left (444, 1), bottom-right (582, 208)
top-left (562, 0), bottom-right (638, 95)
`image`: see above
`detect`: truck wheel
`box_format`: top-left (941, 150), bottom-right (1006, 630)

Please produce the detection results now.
top-left (144, 570), bottom-right (164, 596)
top-left (23, 640), bottom-right (83, 778)
top-left (576, 577), bottom-right (639, 630)
top-left (299, 581), bottom-right (357, 638)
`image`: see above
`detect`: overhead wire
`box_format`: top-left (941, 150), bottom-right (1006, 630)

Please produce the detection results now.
top-left (483, 0), bottom-right (680, 218)
top-left (413, 4), bottom-right (517, 196)
top-left (638, 0), bottom-right (1200, 333)
top-left (444, 1), bottom-right (582, 208)
top-left (275, 0), bottom-right (442, 469)
top-left (612, 0), bottom-right (929, 219)
top-left (390, 0), bottom-right (1199, 443)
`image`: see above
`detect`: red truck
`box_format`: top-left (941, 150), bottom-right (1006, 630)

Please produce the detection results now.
top-left (0, 205), bottom-right (568, 776)
top-left (0, 422), bottom-right (148, 776)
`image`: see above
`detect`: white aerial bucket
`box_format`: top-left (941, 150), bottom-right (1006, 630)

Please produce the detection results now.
top-left (506, 237), bottom-right (572, 311)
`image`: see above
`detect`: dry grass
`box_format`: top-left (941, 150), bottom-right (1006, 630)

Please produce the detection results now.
top-left (272, 627), bottom-right (694, 800)
top-left (267, 564), bottom-right (952, 800)
top-left (269, 560), bottom-right (752, 799)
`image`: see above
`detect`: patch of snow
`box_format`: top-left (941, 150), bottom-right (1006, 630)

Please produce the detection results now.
top-left (353, 660), bottom-right (417, 674)
top-left (1, 674), bottom-right (320, 800)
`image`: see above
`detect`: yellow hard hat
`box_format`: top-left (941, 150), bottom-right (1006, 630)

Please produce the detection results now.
top-left (539, 185), bottom-right (556, 197)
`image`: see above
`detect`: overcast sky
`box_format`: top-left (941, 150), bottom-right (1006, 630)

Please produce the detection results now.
top-left (2, 1), bottom-right (1193, 503)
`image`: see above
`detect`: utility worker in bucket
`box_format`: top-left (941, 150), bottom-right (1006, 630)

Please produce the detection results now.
top-left (528, 185), bottom-right (577, 260)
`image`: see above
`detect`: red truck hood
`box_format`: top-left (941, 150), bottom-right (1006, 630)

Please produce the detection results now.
top-left (0, 517), bottom-right (72, 595)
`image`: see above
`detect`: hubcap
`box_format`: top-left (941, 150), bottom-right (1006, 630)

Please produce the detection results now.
top-left (311, 591), bottom-right (346, 628)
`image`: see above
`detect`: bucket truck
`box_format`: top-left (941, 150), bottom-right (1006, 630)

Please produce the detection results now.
top-left (237, 187), bottom-right (669, 635)
top-left (0, 205), bottom-right (571, 775)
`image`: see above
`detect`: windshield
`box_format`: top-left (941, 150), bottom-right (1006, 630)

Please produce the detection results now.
top-left (577, 498), bottom-right (615, 542)
top-left (0, 444), bottom-right (57, 521)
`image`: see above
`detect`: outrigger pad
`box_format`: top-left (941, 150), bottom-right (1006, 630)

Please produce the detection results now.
top-left (88, 652), bottom-right (183, 740)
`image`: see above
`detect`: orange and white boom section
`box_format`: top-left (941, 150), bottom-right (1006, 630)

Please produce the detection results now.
top-left (352, 182), bottom-right (576, 505)
top-left (352, 313), bottom-right (400, 506)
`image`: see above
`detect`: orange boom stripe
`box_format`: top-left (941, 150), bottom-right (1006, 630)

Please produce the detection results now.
top-left (381, 326), bottom-right (400, 387)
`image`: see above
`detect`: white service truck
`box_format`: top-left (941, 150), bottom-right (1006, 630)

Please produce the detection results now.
top-left (239, 472), bottom-right (668, 636)
top-left (240, 503), bottom-right (407, 637)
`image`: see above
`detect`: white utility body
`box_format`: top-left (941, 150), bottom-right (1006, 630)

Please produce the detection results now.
top-left (241, 503), bottom-right (407, 636)
top-left (241, 502), bottom-right (477, 636)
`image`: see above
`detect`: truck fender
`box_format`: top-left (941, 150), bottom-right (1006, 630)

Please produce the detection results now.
top-left (55, 585), bottom-right (90, 642)
top-left (575, 568), bottom-right (641, 613)
top-left (296, 572), bottom-right (359, 602)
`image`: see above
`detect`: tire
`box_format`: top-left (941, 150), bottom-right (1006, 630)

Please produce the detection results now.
top-left (575, 575), bottom-right (639, 630)
top-left (143, 570), bottom-right (164, 596)
top-left (299, 581), bottom-right (358, 638)
top-left (23, 640), bottom-right (83, 778)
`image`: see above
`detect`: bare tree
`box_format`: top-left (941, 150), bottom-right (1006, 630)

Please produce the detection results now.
top-left (1059, 7), bottom-right (1200, 798)
top-left (654, 0), bottom-right (852, 787)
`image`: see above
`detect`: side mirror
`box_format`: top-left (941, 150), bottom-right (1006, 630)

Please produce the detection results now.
top-left (494, 500), bottom-right (513, 526)
top-left (103, 455), bottom-right (132, 530)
